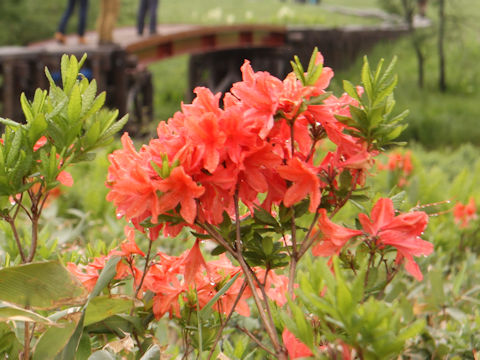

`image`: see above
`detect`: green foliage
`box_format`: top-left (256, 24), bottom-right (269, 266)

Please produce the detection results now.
top-left (290, 257), bottom-right (425, 358)
top-left (337, 56), bottom-right (408, 149)
top-left (0, 54), bottom-right (127, 199)
top-left (0, 301), bottom-right (56, 324)
top-left (0, 261), bottom-right (86, 309)
top-left (33, 320), bottom-right (78, 360)
top-left (0, 322), bottom-right (22, 358)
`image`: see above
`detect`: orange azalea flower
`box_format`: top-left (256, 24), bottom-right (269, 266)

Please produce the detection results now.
top-left (56, 170), bottom-right (73, 187)
top-left (106, 133), bottom-right (162, 223)
top-left (359, 198), bottom-right (433, 281)
top-left (182, 239), bottom-right (210, 286)
top-left (310, 51), bottom-right (334, 95)
top-left (185, 111), bottom-right (226, 174)
top-left (66, 262), bottom-right (99, 292)
top-left (231, 60), bottom-right (283, 139)
top-left (312, 209), bottom-right (362, 257)
top-left (453, 197), bottom-right (477, 228)
top-left (256, 268), bottom-right (291, 307)
top-left (219, 105), bottom-right (259, 165)
top-left (277, 157), bottom-right (321, 213)
top-left (378, 151), bottom-right (414, 187)
top-left (386, 151), bottom-right (413, 175)
top-left (236, 144), bottom-right (283, 209)
top-left (282, 329), bottom-right (313, 359)
top-left (156, 166), bottom-right (205, 224)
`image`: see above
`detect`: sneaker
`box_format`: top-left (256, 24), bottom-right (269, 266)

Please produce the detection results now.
top-left (78, 36), bottom-right (87, 45)
top-left (54, 32), bottom-right (66, 44)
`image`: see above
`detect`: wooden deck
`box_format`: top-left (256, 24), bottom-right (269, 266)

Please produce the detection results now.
top-left (29, 24), bottom-right (287, 65)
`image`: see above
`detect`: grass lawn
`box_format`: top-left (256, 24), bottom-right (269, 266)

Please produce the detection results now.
top-left (118, 0), bottom-right (382, 27)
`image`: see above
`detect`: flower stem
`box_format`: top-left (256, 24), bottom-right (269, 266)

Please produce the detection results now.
top-left (232, 191), bottom-right (285, 358)
top-left (6, 218), bottom-right (26, 263)
top-left (206, 280), bottom-right (247, 360)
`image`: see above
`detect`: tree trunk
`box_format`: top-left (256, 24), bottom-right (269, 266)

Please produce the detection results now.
top-left (438, 0), bottom-right (447, 91)
top-left (402, 0), bottom-right (425, 88)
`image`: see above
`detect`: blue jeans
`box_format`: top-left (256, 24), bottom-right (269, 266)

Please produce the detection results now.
top-left (137, 0), bottom-right (159, 35)
top-left (57, 0), bottom-right (89, 36)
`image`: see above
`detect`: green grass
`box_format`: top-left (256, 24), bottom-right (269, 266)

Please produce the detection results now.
top-left (149, 55), bottom-right (189, 126)
top-left (118, 0), bottom-right (381, 27)
top-left (329, 23), bottom-right (480, 148)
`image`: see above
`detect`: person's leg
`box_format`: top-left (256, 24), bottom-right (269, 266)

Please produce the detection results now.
top-left (97, 0), bottom-right (108, 43)
top-left (137, 0), bottom-right (149, 35)
top-left (148, 0), bottom-right (159, 34)
top-left (104, 0), bottom-right (120, 43)
top-left (57, 0), bottom-right (77, 34)
top-left (78, 0), bottom-right (89, 37)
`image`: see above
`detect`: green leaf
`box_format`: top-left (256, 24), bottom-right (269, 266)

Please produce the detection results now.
top-left (306, 92), bottom-right (332, 106)
top-left (140, 345), bottom-right (161, 360)
top-left (390, 191), bottom-right (406, 208)
top-left (343, 80), bottom-right (360, 102)
top-left (88, 350), bottom-right (115, 360)
top-left (349, 105), bottom-right (368, 131)
top-left (83, 120), bottom-right (101, 149)
top-left (372, 76), bottom-right (398, 108)
top-left (361, 56), bottom-right (373, 100)
top-left (397, 319), bottom-right (425, 342)
top-left (0, 261), bottom-right (87, 310)
top-left (378, 56), bottom-right (397, 87)
top-left (60, 55), bottom-right (69, 90)
top-left (287, 297), bottom-right (314, 349)
top-left (78, 53), bottom-right (88, 70)
top-left (452, 261), bottom-right (467, 296)
top-left (84, 295), bottom-right (134, 326)
top-left (47, 96), bottom-right (68, 121)
top-left (5, 129), bottom-right (23, 168)
top-left (0, 322), bottom-right (22, 358)
top-left (290, 55), bottom-right (306, 84)
top-left (0, 301), bottom-right (56, 324)
top-left (77, 333), bottom-right (92, 360)
top-left (28, 113), bottom-right (48, 145)
top-left (428, 268), bottom-right (446, 308)
top-left (21, 93), bottom-right (34, 123)
top-left (47, 145), bottom-right (59, 185)
top-left (63, 55), bottom-right (79, 95)
top-left (84, 93), bottom-right (106, 120)
top-left (211, 245), bottom-right (227, 256)
top-left (254, 206), bottom-right (279, 227)
top-left (383, 123), bottom-right (408, 142)
top-left (67, 84), bottom-right (82, 125)
top-left (60, 256), bottom-right (122, 360)
top-left (199, 273), bottom-right (241, 320)
top-left (388, 109), bottom-right (410, 125)
top-left (0, 117), bottom-right (20, 128)
top-left (306, 47), bottom-right (318, 76)
top-left (81, 80), bottom-right (98, 117)
top-left (32, 321), bottom-right (77, 360)
top-left (88, 256), bottom-right (121, 301)
top-left (45, 67), bottom-right (57, 88)
top-left (333, 258), bottom-right (353, 319)
top-left (31, 89), bottom-right (47, 116)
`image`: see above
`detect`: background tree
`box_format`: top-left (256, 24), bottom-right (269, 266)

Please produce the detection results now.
top-left (437, 0), bottom-right (446, 91)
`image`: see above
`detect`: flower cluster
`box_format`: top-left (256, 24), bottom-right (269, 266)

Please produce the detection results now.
top-left (378, 150), bottom-right (413, 188)
top-left (313, 197), bottom-right (433, 280)
top-left (106, 53), bottom-right (374, 235)
top-left (68, 233), bottom-right (289, 319)
top-left (453, 197), bottom-right (477, 228)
